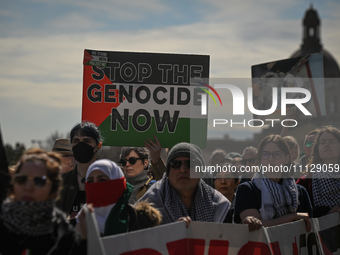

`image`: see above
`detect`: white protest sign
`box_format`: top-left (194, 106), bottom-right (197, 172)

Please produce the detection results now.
top-left (87, 211), bottom-right (340, 255)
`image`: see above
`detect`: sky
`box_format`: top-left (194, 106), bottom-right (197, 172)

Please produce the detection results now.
top-left (0, 0), bottom-right (339, 148)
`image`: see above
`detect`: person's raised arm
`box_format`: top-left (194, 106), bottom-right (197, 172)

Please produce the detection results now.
top-left (144, 135), bottom-right (166, 180)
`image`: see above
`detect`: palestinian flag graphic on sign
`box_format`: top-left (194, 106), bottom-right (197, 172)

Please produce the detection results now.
top-left (82, 49), bottom-right (209, 148)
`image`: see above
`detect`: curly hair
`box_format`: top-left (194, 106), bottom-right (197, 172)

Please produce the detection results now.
top-left (13, 148), bottom-right (62, 199)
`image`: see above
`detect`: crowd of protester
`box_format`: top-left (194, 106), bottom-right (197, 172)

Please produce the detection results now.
top-left (1, 121), bottom-right (340, 254)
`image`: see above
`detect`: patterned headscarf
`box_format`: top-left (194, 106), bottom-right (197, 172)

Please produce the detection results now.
top-left (162, 176), bottom-right (225, 222)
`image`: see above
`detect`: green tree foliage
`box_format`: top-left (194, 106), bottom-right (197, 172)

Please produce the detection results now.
top-left (5, 142), bottom-right (26, 166)
top-left (42, 131), bottom-right (67, 151)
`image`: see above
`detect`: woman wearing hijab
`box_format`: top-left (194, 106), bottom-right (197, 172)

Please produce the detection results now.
top-left (0, 148), bottom-right (86, 255)
top-left (234, 135), bottom-right (312, 231)
top-left (81, 159), bottom-right (161, 236)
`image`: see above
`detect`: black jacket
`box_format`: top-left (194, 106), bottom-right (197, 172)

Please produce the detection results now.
top-left (56, 167), bottom-right (82, 216)
top-left (0, 207), bottom-right (86, 255)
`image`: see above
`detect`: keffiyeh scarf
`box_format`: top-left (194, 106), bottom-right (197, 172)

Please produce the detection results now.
top-left (252, 173), bottom-right (298, 220)
top-left (162, 177), bottom-right (216, 222)
top-left (312, 172), bottom-right (340, 209)
top-left (1, 198), bottom-right (64, 236)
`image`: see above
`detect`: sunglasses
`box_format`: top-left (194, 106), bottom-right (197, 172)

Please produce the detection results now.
top-left (170, 159), bottom-right (198, 169)
top-left (119, 157), bottom-right (143, 166)
top-left (14, 174), bottom-right (50, 188)
top-left (305, 141), bottom-right (314, 148)
top-left (261, 151), bottom-right (283, 160)
top-left (241, 158), bottom-right (256, 165)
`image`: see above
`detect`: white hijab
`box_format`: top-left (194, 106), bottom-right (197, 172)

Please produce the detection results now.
top-left (79, 159), bottom-right (124, 234)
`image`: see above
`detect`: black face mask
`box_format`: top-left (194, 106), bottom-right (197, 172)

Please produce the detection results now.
top-left (72, 142), bottom-right (96, 164)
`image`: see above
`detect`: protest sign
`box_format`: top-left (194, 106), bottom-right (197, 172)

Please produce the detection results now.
top-left (82, 50), bottom-right (209, 148)
top-left (86, 209), bottom-right (340, 255)
top-left (85, 206), bottom-right (107, 255)
top-left (251, 53), bottom-right (326, 120)
top-left (314, 213), bottom-right (340, 254)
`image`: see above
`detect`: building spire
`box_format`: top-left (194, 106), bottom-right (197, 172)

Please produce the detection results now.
top-left (301, 4), bottom-right (322, 55)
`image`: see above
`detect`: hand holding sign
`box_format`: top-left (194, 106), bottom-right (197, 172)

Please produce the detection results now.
top-left (242, 216), bottom-right (262, 231)
top-left (177, 216), bottom-right (192, 228)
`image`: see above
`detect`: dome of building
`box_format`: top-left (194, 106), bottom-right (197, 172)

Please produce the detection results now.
top-left (290, 5), bottom-right (340, 78)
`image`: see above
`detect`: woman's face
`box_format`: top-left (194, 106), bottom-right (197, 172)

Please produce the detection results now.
top-left (123, 150), bottom-right (148, 178)
top-left (13, 161), bottom-right (54, 202)
top-left (317, 132), bottom-right (340, 163)
top-left (260, 142), bottom-right (289, 180)
top-left (214, 172), bottom-right (238, 199)
top-left (86, 170), bottom-right (110, 183)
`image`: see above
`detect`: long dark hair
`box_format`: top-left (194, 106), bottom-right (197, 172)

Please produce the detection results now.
top-left (310, 126), bottom-right (340, 165)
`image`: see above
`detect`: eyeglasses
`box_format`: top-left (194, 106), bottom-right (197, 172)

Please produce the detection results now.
top-left (261, 151), bottom-right (283, 160)
top-left (14, 174), bottom-right (50, 188)
top-left (241, 158), bottom-right (256, 165)
top-left (118, 157), bottom-right (143, 166)
top-left (214, 177), bottom-right (233, 182)
top-left (305, 141), bottom-right (314, 148)
top-left (169, 159), bottom-right (197, 169)
top-left (318, 139), bottom-right (339, 146)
